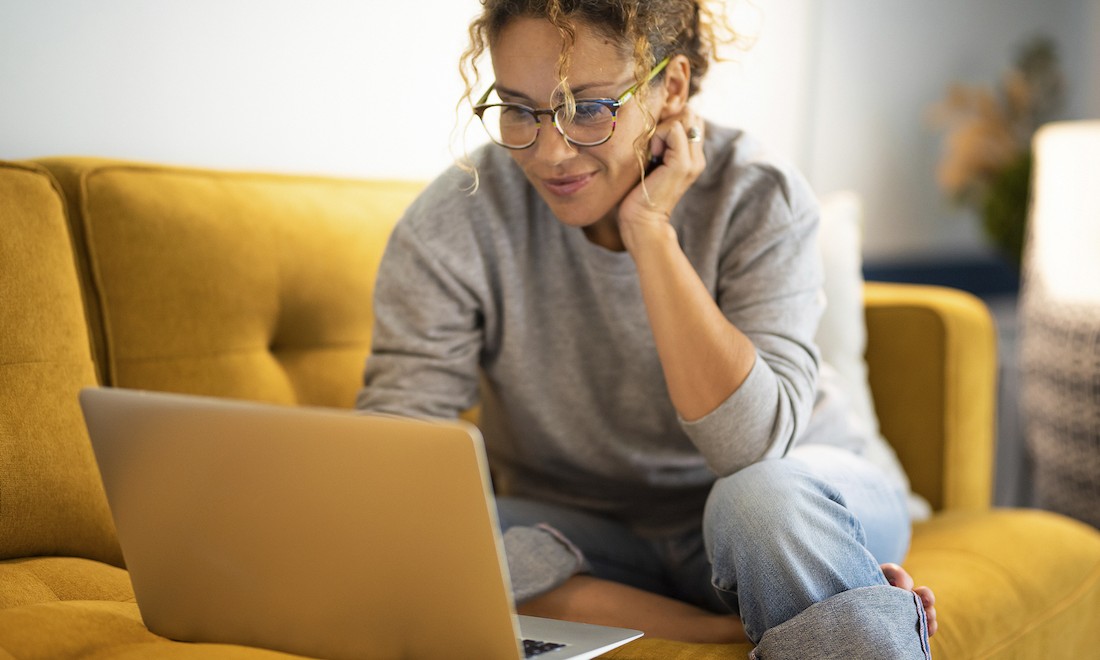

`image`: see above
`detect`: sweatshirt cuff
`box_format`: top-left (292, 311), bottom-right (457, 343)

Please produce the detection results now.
top-left (678, 355), bottom-right (789, 475)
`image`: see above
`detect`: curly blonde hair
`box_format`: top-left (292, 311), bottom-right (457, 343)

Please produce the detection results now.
top-left (456, 0), bottom-right (737, 184)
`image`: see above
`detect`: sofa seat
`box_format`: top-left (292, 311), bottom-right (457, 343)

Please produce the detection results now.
top-left (4, 507), bottom-right (1096, 660)
top-left (904, 509), bottom-right (1100, 657)
top-left (0, 600), bottom-right (310, 659)
top-left (0, 557), bottom-right (133, 609)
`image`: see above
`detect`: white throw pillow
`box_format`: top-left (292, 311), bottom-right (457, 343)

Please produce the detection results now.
top-left (815, 191), bottom-right (878, 436)
top-left (815, 191), bottom-right (931, 521)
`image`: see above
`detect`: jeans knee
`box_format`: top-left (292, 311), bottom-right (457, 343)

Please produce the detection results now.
top-left (706, 459), bottom-right (816, 543)
top-left (705, 456), bottom-right (906, 642)
top-left (704, 458), bottom-right (865, 574)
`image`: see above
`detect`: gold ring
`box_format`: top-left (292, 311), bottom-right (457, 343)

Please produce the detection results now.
top-left (686, 126), bottom-right (702, 142)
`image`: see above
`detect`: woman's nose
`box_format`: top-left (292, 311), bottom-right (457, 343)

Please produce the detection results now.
top-left (530, 118), bottom-right (576, 165)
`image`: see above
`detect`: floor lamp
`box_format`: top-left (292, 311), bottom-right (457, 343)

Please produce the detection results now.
top-left (1019, 120), bottom-right (1100, 528)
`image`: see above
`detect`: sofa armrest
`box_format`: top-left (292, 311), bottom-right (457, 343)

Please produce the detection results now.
top-left (863, 282), bottom-right (997, 513)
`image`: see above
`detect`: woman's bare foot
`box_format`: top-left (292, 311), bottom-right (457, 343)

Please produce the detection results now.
top-left (880, 563), bottom-right (938, 637)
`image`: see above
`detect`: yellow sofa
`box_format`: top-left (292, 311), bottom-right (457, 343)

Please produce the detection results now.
top-left (1, 158), bottom-right (1097, 659)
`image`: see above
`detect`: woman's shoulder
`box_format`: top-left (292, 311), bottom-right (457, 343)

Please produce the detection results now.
top-left (396, 144), bottom-right (529, 239)
top-left (697, 122), bottom-right (819, 228)
top-left (388, 144), bottom-right (537, 272)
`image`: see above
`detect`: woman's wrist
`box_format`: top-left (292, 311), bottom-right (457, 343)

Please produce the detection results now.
top-left (621, 215), bottom-right (678, 256)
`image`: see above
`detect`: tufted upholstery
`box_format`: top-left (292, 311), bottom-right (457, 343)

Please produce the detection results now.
top-left (0, 162), bottom-right (122, 567)
top-left (38, 158), bottom-right (423, 407)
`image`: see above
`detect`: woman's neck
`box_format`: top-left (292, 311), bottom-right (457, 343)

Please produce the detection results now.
top-left (583, 215), bottom-right (625, 252)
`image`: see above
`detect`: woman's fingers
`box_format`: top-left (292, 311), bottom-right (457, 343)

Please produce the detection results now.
top-left (634, 113), bottom-right (704, 205)
top-left (649, 111), bottom-right (704, 170)
top-left (617, 109), bottom-right (706, 248)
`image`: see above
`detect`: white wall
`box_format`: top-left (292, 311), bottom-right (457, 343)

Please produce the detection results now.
top-left (1087, 1), bottom-right (1100, 115)
top-left (0, 0), bottom-right (484, 180)
top-left (1, 0), bottom-right (1095, 260)
top-left (0, 0), bottom-right (814, 174)
top-left (693, 0), bottom-right (815, 168)
top-left (0, 0), bottom-right (809, 180)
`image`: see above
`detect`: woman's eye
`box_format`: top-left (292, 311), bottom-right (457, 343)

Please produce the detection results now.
top-left (573, 103), bottom-right (609, 123)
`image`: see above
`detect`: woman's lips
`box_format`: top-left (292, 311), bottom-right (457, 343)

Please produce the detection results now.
top-left (542, 172), bottom-right (594, 196)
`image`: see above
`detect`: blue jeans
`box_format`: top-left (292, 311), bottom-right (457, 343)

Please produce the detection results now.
top-left (497, 445), bottom-right (931, 658)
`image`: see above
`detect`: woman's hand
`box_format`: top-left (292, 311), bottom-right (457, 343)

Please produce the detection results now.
top-left (617, 108), bottom-right (707, 253)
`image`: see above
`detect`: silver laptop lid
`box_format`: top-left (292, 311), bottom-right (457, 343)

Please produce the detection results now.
top-left (80, 387), bottom-right (523, 659)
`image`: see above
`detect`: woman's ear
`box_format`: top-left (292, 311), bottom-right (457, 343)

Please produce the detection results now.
top-left (657, 54), bottom-right (692, 119)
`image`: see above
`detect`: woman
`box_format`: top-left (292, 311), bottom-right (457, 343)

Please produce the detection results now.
top-left (358, 0), bottom-right (935, 654)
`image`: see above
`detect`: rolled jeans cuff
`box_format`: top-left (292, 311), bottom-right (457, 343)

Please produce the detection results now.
top-left (503, 523), bottom-right (590, 604)
top-left (749, 585), bottom-right (931, 659)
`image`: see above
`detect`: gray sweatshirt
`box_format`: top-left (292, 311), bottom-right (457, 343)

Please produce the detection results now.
top-left (357, 124), bottom-right (908, 534)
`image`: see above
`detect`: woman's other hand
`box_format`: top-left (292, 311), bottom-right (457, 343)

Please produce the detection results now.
top-left (617, 108), bottom-right (706, 252)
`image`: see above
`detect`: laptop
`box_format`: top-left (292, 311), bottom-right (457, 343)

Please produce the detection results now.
top-left (79, 387), bottom-right (642, 660)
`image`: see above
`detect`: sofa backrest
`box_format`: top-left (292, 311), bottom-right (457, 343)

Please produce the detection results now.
top-left (4, 155), bottom-right (993, 534)
top-left (0, 161), bottom-right (123, 565)
top-left (37, 159), bottom-right (425, 408)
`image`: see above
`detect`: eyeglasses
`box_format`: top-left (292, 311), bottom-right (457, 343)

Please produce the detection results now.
top-left (473, 56), bottom-right (671, 150)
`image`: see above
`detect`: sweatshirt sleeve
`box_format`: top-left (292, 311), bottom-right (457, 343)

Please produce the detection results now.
top-left (679, 166), bottom-right (824, 476)
top-left (355, 212), bottom-right (485, 420)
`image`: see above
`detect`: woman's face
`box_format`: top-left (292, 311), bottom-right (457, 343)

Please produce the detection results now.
top-left (488, 17), bottom-right (668, 231)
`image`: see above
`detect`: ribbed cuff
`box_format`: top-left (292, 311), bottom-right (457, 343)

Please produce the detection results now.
top-left (749, 585), bottom-right (930, 659)
top-left (502, 524), bottom-right (590, 604)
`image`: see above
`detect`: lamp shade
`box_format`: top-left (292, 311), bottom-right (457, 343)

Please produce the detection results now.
top-left (1026, 121), bottom-right (1100, 305)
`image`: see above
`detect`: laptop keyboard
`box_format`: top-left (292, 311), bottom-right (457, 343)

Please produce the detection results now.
top-left (523, 638), bottom-right (567, 657)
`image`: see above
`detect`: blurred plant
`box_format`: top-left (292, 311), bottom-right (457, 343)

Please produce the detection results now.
top-left (928, 36), bottom-right (1065, 267)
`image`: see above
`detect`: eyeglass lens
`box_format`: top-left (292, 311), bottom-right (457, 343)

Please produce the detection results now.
top-left (479, 102), bottom-right (615, 148)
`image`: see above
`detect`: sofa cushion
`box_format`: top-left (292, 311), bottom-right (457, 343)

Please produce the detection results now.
top-left (0, 600), bottom-right (312, 658)
top-left (904, 509), bottom-right (1100, 658)
top-left (0, 557), bottom-right (133, 609)
top-left (0, 162), bottom-right (122, 566)
top-left (816, 192), bottom-right (929, 520)
top-left (815, 192), bottom-right (877, 450)
top-left (37, 159), bottom-right (424, 408)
